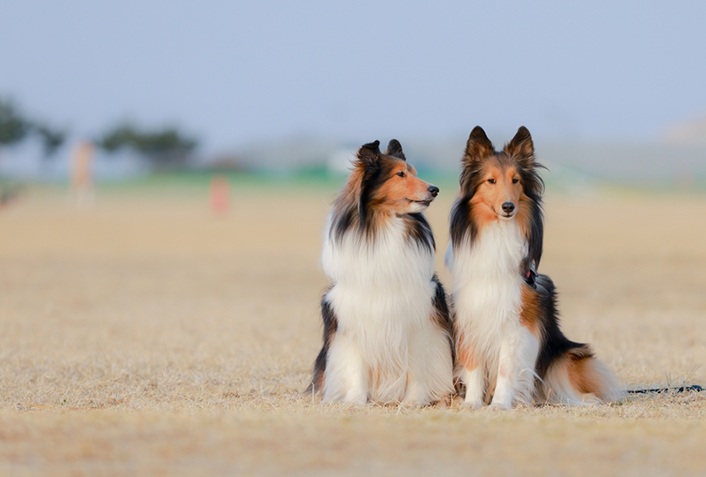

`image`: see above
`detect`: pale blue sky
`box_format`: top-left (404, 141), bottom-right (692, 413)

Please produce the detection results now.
top-left (1, 0), bottom-right (705, 153)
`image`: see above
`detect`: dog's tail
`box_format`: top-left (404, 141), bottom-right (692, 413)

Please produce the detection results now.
top-left (538, 345), bottom-right (624, 405)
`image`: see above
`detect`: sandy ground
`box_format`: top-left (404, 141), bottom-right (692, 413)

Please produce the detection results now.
top-left (0, 182), bottom-right (705, 476)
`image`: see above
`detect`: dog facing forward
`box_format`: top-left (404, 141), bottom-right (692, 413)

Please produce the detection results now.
top-left (309, 139), bottom-right (454, 406)
top-left (447, 126), bottom-right (623, 409)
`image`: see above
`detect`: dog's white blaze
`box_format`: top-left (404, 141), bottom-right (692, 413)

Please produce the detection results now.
top-left (321, 215), bottom-right (453, 405)
top-left (450, 220), bottom-right (538, 408)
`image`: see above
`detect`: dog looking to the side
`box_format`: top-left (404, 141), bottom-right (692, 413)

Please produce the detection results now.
top-left (447, 126), bottom-right (623, 409)
top-left (308, 139), bottom-right (454, 406)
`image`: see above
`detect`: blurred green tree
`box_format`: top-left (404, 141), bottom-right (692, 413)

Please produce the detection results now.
top-left (0, 99), bottom-right (29, 146)
top-left (34, 123), bottom-right (68, 159)
top-left (98, 123), bottom-right (198, 168)
top-left (0, 98), bottom-right (67, 159)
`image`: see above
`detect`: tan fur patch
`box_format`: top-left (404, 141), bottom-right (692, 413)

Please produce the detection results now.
top-left (469, 192), bottom-right (498, 227)
top-left (456, 331), bottom-right (478, 371)
top-left (430, 309), bottom-right (449, 334)
top-left (515, 190), bottom-right (533, 239)
top-left (376, 161), bottom-right (431, 214)
top-left (520, 284), bottom-right (542, 338)
top-left (372, 368), bottom-right (381, 390)
top-left (567, 357), bottom-right (605, 396)
top-left (314, 374), bottom-right (325, 392)
top-left (470, 160), bottom-right (523, 223)
top-left (336, 164), bottom-right (365, 208)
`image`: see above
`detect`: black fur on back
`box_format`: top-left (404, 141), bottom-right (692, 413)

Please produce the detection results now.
top-left (533, 274), bottom-right (592, 379)
top-left (450, 126), bottom-right (546, 271)
top-left (329, 139), bottom-right (435, 254)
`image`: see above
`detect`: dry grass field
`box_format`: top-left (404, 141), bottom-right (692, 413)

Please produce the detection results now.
top-left (1, 180), bottom-right (705, 476)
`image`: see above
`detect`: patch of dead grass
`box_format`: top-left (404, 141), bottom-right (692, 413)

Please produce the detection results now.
top-left (0, 186), bottom-right (705, 475)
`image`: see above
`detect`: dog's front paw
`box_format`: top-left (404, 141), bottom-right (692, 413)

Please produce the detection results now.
top-left (399, 399), bottom-right (424, 409)
top-left (322, 389), bottom-right (368, 407)
top-left (462, 398), bottom-right (485, 410)
top-left (342, 390), bottom-right (368, 407)
top-left (488, 399), bottom-right (514, 410)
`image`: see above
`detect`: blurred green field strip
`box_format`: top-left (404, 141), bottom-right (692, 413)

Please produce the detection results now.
top-left (3, 167), bottom-right (706, 200)
top-left (107, 169), bottom-right (705, 198)
top-left (82, 169), bottom-right (464, 198)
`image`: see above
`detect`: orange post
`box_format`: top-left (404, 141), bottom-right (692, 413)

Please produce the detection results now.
top-left (209, 175), bottom-right (230, 215)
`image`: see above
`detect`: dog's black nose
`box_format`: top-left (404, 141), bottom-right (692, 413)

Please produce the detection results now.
top-left (428, 185), bottom-right (439, 197)
top-left (502, 202), bottom-right (515, 214)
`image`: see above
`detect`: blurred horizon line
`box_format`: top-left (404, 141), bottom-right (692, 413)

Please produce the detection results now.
top-left (2, 133), bottom-right (705, 185)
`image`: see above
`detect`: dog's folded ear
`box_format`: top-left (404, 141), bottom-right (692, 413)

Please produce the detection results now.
top-left (386, 139), bottom-right (406, 161)
top-left (464, 126), bottom-right (495, 164)
top-left (504, 126), bottom-right (534, 158)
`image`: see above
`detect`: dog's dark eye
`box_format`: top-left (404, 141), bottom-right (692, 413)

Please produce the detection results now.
top-left (512, 178), bottom-right (519, 184)
top-left (397, 171), bottom-right (406, 178)
top-left (487, 178), bottom-right (496, 184)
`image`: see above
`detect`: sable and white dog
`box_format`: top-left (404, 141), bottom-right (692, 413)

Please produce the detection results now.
top-left (308, 139), bottom-right (454, 406)
top-left (447, 126), bottom-right (623, 409)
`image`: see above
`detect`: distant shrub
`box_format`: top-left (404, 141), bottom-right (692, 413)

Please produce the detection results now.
top-left (0, 99), bottom-right (30, 146)
top-left (98, 123), bottom-right (198, 168)
top-left (0, 98), bottom-right (66, 158)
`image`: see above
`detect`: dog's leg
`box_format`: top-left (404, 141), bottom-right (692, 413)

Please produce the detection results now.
top-left (403, 332), bottom-right (429, 406)
top-left (457, 332), bottom-right (485, 409)
top-left (461, 365), bottom-right (485, 409)
top-left (490, 325), bottom-right (539, 409)
top-left (322, 333), bottom-right (368, 405)
top-left (403, 325), bottom-right (454, 406)
top-left (402, 373), bottom-right (426, 407)
top-left (404, 280), bottom-right (455, 406)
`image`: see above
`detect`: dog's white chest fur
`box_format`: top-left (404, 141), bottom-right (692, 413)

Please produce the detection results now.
top-left (322, 217), bottom-right (435, 355)
top-left (323, 217), bottom-right (435, 297)
top-left (450, 220), bottom-right (527, 360)
top-left (320, 215), bottom-right (449, 404)
top-left (450, 219), bottom-right (541, 408)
